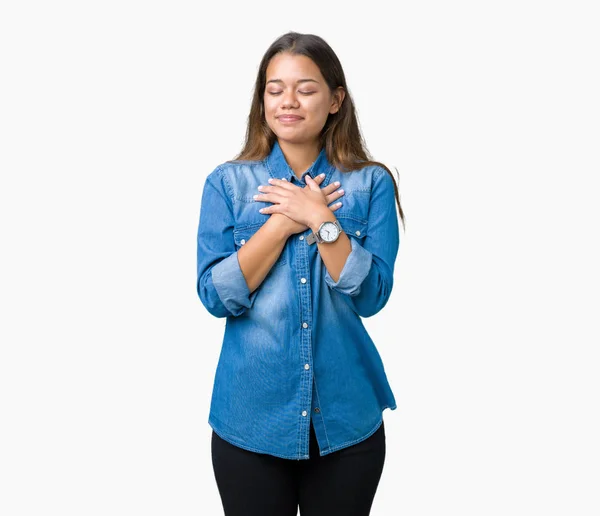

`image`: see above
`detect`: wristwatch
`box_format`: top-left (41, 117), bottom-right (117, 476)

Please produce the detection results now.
top-left (306, 219), bottom-right (342, 245)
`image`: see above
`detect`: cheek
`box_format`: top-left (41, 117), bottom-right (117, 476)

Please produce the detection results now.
top-left (306, 101), bottom-right (330, 124)
top-left (307, 97), bottom-right (330, 115)
top-left (263, 97), bottom-right (276, 115)
top-left (263, 102), bottom-right (277, 130)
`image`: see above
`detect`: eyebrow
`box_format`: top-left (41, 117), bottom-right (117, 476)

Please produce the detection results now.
top-left (266, 78), bottom-right (320, 85)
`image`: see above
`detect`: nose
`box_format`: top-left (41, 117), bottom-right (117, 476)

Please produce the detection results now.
top-left (281, 90), bottom-right (299, 109)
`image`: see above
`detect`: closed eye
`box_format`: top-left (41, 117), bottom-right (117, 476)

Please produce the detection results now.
top-left (267, 91), bottom-right (316, 96)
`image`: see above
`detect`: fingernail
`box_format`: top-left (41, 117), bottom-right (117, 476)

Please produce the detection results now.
top-left (320, 173), bottom-right (325, 177)
top-left (268, 178), bottom-right (274, 183)
top-left (334, 181), bottom-right (340, 186)
top-left (338, 189), bottom-right (344, 194)
top-left (253, 194), bottom-right (259, 200)
top-left (259, 208), bottom-right (265, 213)
top-left (336, 202), bottom-right (342, 206)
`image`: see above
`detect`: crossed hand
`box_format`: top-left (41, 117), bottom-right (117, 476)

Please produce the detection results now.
top-left (253, 174), bottom-right (345, 236)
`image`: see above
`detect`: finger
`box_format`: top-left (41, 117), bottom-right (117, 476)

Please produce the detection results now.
top-left (320, 180), bottom-right (341, 195)
top-left (304, 174), bottom-right (320, 192)
top-left (257, 184), bottom-right (290, 197)
top-left (258, 204), bottom-right (282, 215)
top-left (329, 202), bottom-right (343, 212)
top-left (325, 187), bottom-right (344, 204)
top-left (253, 192), bottom-right (285, 204)
top-left (312, 173), bottom-right (327, 185)
top-left (267, 178), bottom-right (297, 190)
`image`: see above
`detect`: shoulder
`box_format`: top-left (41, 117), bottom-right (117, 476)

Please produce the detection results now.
top-left (372, 165), bottom-right (396, 191)
top-left (205, 159), bottom-right (267, 197)
top-left (332, 164), bottom-right (392, 192)
top-left (207, 159), bottom-right (266, 182)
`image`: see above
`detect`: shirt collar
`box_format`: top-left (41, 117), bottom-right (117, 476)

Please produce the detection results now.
top-left (265, 139), bottom-right (334, 184)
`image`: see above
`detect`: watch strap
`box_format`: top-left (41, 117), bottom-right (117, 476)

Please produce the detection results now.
top-left (306, 230), bottom-right (320, 245)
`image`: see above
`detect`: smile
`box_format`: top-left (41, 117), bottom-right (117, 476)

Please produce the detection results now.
top-left (278, 116), bottom-right (303, 124)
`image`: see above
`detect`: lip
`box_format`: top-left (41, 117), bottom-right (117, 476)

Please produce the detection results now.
top-left (277, 115), bottom-right (303, 123)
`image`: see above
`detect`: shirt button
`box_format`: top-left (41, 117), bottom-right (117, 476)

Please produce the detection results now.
top-left (302, 322), bottom-right (308, 329)
top-left (314, 407), bottom-right (320, 413)
top-left (304, 363), bottom-right (310, 370)
top-left (302, 410), bottom-right (308, 417)
top-left (300, 277), bottom-right (307, 284)
top-left (299, 235), bottom-right (304, 241)
top-left (355, 230), bottom-right (361, 236)
top-left (240, 239), bottom-right (246, 245)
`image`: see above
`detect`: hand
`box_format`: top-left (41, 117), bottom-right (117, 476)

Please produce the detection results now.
top-left (257, 174), bottom-right (344, 237)
top-left (255, 174), bottom-right (340, 227)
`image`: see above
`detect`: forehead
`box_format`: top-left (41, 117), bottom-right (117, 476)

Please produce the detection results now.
top-left (265, 53), bottom-right (323, 83)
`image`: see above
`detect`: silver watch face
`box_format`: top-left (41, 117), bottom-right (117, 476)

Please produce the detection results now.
top-left (318, 221), bottom-right (340, 242)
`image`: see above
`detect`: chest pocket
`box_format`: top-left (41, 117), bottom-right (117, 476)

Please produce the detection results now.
top-left (337, 217), bottom-right (368, 247)
top-left (233, 223), bottom-right (287, 270)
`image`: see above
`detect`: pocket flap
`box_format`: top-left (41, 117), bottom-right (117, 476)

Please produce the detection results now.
top-left (338, 217), bottom-right (368, 239)
top-left (233, 224), bottom-right (262, 247)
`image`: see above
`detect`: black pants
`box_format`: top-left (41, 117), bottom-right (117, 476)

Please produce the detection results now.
top-left (211, 419), bottom-right (386, 516)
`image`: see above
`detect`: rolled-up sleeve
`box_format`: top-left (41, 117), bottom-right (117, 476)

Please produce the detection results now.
top-left (324, 237), bottom-right (373, 295)
top-left (324, 168), bottom-right (400, 318)
top-left (196, 167), bottom-right (258, 318)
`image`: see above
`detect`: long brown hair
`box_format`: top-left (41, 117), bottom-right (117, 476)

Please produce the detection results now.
top-left (232, 31), bottom-right (405, 230)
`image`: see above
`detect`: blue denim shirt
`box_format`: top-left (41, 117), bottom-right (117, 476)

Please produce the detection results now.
top-left (196, 140), bottom-right (400, 460)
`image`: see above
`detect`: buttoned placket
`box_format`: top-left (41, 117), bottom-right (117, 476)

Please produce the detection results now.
top-left (287, 173), bottom-right (314, 460)
top-left (265, 146), bottom-right (334, 459)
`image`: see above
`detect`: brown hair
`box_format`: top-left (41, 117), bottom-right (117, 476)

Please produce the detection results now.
top-left (232, 31), bottom-right (405, 230)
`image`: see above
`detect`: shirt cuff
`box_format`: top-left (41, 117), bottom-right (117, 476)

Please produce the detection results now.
top-left (211, 252), bottom-right (256, 316)
top-left (324, 237), bottom-right (373, 296)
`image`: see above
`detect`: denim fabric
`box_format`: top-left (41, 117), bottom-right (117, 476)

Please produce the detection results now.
top-left (196, 140), bottom-right (400, 460)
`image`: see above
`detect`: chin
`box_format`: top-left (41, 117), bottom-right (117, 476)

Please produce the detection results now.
top-left (272, 130), bottom-right (319, 146)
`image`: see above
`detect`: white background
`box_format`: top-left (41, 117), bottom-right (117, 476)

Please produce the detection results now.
top-left (1, 1), bottom-right (599, 515)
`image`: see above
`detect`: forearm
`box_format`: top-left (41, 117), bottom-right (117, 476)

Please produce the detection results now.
top-left (238, 216), bottom-right (290, 293)
top-left (317, 168), bottom-right (400, 319)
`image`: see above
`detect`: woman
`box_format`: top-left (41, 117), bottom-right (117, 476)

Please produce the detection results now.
top-left (196, 31), bottom-right (405, 516)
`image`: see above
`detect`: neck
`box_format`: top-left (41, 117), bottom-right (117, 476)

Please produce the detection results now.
top-left (278, 139), bottom-right (322, 179)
